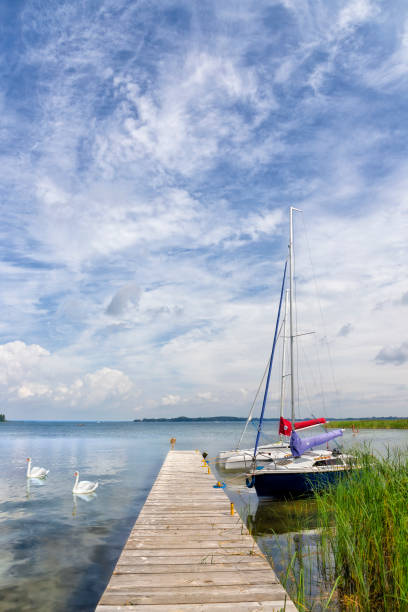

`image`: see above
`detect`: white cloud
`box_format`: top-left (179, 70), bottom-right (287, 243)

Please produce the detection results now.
top-left (196, 391), bottom-right (218, 402)
top-left (161, 394), bottom-right (181, 406)
top-left (18, 382), bottom-right (51, 399)
top-left (0, 342), bottom-right (50, 386)
top-left (0, 341), bottom-right (134, 412)
top-left (337, 0), bottom-right (377, 32)
top-left (80, 368), bottom-right (134, 405)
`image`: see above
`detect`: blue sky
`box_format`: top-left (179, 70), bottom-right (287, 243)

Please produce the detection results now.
top-left (1, 0), bottom-right (407, 420)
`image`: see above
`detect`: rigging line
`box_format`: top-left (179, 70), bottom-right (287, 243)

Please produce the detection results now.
top-left (298, 215), bottom-right (325, 416)
top-left (307, 305), bottom-right (328, 415)
top-left (300, 346), bottom-right (327, 417)
top-left (297, 342), bottom-right (320, 417)
top-left (235, 317), bottom-right (286, 449)
top-left (250, 420), bottom-right (279, 443)
top-left (235, 357), bottom-right (270, 450)
top-left (293, 234), bottom-right (301, 421)
top-left (253, 261), bottom-right (287, 462)
top-left (300, 212), bottom-right (341, 414)
top-left (282, 342), bottom-right (291, 419)
top-left (299, 341), bottom-right (317, 412)
top-left (311, 329), bottom-right (328, 414)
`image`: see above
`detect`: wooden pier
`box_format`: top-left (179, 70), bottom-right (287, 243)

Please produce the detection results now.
top-left (96, 450), bottom-right (297, 611)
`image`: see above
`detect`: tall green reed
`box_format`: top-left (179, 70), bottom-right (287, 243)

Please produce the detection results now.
top-left (315, 448), bottom-right (408, 611)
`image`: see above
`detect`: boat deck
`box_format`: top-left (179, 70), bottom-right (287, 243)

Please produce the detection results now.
top-left (96, 449), bottom-right (297, 611)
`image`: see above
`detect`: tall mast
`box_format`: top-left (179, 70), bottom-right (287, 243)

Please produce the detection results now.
top-left (279, 289), bottom-right (289, 439)
top-left (289, 207), bottom-right (301, 426)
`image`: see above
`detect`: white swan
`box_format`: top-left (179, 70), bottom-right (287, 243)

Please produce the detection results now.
top-left (26, 457), bottom-right (49, 479)
top-left (72, 471), bottom-right (98, 494)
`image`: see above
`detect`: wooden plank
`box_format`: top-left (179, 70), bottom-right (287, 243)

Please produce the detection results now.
top-left (129, 529), bottom-right (250, 536)
top-left (99, 585), bottom-right (293, 605)
top-left (114, 563), bottom-right (269, 573)
top-left (127, 536), bottom-right (254, 548)
top-left (97, 603), bottom-right (297, 611)
top-left (124, 542), bottom-right (258, 551)
top-left (96, 450), bottom-right (296, 611)
top-left (118, 548), bottom-right (259, 569)
top-left (115, 548), bottom-right (266, 557)
top-left (106, 571), bottom-right (278, 588)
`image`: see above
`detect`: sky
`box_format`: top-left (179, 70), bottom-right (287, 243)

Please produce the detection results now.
top-left (0, 0), bottom-right (407, 420)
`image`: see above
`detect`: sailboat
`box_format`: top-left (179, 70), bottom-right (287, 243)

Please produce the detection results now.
top-left (216, 263), bottom-right (327, 471)
top-left (246, 207), bottom-right (354, 498)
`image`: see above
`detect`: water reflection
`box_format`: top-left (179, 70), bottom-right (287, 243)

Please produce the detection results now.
top-left (247, 498), bottom-right (318, 536)
top-left (72, 493), bottom-right (97, 517)
top-left (26, 477), bottom-right (46, 499)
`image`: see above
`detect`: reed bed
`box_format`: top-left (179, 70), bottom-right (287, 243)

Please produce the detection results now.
top-left (315, 449), bottom-right (408, 611)
top-left (326, 419), bottom-right (408, 429)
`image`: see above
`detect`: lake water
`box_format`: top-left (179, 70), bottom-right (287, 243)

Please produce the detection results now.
top-left (0, 421), bottom-right (406, 612)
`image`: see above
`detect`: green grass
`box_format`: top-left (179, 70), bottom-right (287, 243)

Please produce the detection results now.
top-left (326, 419), bottom-right (408, 429)
top-left (315, 449), bottom-right (408, 611)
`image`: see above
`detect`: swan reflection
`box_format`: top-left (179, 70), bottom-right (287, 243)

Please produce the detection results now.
top-left (26, 477), bottom-right (46, 499)
top-left (72, 492), bottom-right (97, 516)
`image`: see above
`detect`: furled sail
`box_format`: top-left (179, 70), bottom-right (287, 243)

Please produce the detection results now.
top-left (279, 416), bottom-right (326, 436)
top-left (290, 429), bottom-right (343, 458)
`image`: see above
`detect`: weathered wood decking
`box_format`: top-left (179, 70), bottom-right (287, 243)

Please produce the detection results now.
top-left (96, 450), bottom-right (297, 611)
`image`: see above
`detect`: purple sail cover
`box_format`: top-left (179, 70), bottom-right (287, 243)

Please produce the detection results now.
top-left (290, 429), bottom-right (343, 457)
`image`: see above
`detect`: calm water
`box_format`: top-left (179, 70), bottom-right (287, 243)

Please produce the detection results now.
top-left (0, 421), bottom-right (406, 612)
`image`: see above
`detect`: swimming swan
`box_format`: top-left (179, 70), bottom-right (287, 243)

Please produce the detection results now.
top-left (72, 471), bottom-right (98, 494)
top-left (26, 457), bottom-right (49, 479)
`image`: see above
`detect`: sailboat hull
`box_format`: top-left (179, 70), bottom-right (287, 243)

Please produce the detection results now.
top-left (253, 468), bottom-right (348, 499)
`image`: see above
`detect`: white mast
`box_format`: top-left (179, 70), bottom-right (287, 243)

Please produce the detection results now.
top-left (289, 207), bottom-right (301, 426)
top-left (279, 289), bottom-right (289, 439)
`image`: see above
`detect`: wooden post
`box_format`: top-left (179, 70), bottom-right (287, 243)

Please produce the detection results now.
top-left (230, 502), bottom-right (234, 515)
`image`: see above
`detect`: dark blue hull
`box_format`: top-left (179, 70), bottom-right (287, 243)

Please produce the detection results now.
top-left (253, 469), bottom-right (347, 499)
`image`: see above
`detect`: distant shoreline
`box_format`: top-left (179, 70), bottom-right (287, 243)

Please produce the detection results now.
top-left (134, 416), bottom-right (408, 424)
top-left (133, 416), bottom-right (270, 422)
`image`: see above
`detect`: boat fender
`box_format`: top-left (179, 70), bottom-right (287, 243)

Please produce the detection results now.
top-left (246, 476), bottom-right (255, 488)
